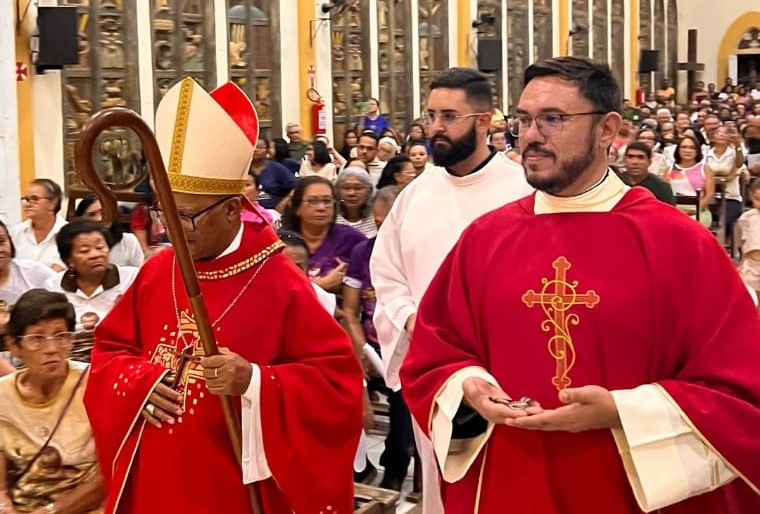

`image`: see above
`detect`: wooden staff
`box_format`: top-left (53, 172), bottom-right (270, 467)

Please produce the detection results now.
top-left (75, 107), bottom-right (262, 514)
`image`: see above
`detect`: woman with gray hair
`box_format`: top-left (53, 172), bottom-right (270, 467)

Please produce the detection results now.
top-left (336, 167), bottom-right (376, 237)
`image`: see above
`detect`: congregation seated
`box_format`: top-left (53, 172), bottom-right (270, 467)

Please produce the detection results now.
top-left (10, 179), bottom-right (68, 271)
top-left (45, 219), bottom-right (138, 336)
top-left (619, 142), bottom-right (675, 205)
top-left (376, 155), bottom-right (417, 190)
top-left (75, 195), bottom-right (144, 268)
top-left (0, 289), bottom-right (104, 513)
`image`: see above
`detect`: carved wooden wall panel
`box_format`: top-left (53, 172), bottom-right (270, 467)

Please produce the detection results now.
top-left (533, 0), bottom-right (553, 63)
top-left (506, 0), bottom-right (528, 112)
top-left (227, 1), bottom-right (280, 136)
top-left (60, 0), bottom-right (142, 194)
top-left (571, 0), bottom-right (589, 57)
top-left (653, 0), bottom-right (665, 88)
top-left (667, 0), bottom-right (678, 87)
top-left (592, 0), bottom-right (607, 63)
top-left (331, 1), bottom-right (371, 141)
top-left (610, 0), bottom-right (625, 91)
top-left (378, 0), bottom-right (412, 136)
top-left (151, 0), bottom-right (216, 104)
top-left (418, 0), bottom-right (448, 111)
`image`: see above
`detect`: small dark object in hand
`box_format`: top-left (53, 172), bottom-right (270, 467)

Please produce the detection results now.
top-left (489, 396), bottom-right (533, 409)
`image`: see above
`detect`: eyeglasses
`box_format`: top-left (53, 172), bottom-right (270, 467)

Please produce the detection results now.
top-left (18, 331), bottom-right (75, 350)
top-left (21, 195), bottom-right (53, 203)
top-left (421, 111), bottom-right (488, 127)
top-left (303, 197), bottom-right (336, 208)
top-left (516, 111), bottom-right (606, 138)
top-left (152, 195), bottom-right (236, 231)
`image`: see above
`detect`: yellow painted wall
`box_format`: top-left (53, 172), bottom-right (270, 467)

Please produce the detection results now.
top-left (629, 0), bottom-right (639, 98)
top-left (15, 3), bottom-right (35, 194)
top-left (457, 0), bottom-right (471, 67)
top-left (718, 11), bottom-right (760, 86)
top-left (298, 0), bottom-right (315, 140)
top-left (558, 0), bottom-right (569, 56)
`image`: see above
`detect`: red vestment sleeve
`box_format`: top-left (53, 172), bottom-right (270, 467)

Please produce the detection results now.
top-left (260, 283), bottom-right (363, 514)
top-left (655, 228), bottom-right (760, 494)
top-left (83, 262), bottom-right (167, 487)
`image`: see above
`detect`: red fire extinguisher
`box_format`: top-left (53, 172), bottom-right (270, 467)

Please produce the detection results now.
top-left (308, 88), bottom-right (326, 135)
top-left (635, 87), bottom-right (646, 106)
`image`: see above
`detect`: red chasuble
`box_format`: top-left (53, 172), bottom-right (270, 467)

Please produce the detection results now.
top-left (84, 219), bottom-right (363, 514)
top-left (401, 188), bottom-right (760, 514)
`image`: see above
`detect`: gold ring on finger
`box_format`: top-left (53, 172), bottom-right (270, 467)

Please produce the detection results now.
top-left (145, 403), bottom-right (155, 415)
top-left (214, 368), bottom-right (218, 379)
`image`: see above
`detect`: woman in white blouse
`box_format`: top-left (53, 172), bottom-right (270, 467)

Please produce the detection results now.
top-left (46, 219), bottom-right (138, 330)
top-left (75, 194), bottom-right (144, 267)
top-left (0, 220), bottom-right (57, 374)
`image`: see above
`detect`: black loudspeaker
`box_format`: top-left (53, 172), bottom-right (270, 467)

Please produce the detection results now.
top-left (36, 6), bottom-right (78, 72)
top-left (638, 49), bottom-right (660, 74)
top-left (477, 39), bottom-right (502, 72)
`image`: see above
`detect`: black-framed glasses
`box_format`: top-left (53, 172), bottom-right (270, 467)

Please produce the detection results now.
top-left (421, 111), bottom-right (488, 127)
top-left (153, 195), bottom-right (237, 231)
top-left (18, 331), bottom-right (75, 350)
top-left (21, 195), bottom-right (53, 203)
top-left (516, 111), bottom-right (606, 138)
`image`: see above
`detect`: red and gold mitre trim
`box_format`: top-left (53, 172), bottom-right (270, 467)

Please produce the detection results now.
top-left (167, 173), bottom-right (247, 195)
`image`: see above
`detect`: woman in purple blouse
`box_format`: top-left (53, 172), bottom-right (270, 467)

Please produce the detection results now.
top-left (281, 176), bottom-right (365, 293)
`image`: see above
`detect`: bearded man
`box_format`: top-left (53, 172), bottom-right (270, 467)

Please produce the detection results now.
top-left (401, 57), bottom-right (760, 514)
top-left (370, 67), bottom-right (533, 514)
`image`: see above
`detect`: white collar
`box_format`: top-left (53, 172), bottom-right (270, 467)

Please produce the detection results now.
top-left (534, 170), bottom-right (630, 214)
top-left (216, 223), bottom-right (244, 259)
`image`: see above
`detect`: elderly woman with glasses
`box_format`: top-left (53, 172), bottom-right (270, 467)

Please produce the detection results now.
top-left (9, 179), bottom-right (68, 271)
top-left (0, 289), bottom-right (104, 514)
top-left (45, 219), bottom-right (138, 334)
top-left (335, 168), bottom-right (377, 237)
top-left (281, 176), bottom-right (365, 293)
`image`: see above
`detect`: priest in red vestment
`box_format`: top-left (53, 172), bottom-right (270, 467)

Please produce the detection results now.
top-left (83, 78), bottom-right (363, 514)
top-left (400, 57), bottom-right (760, 514)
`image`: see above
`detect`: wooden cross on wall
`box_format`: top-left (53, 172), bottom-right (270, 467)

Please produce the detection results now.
top-left (678, 29), bottom-right (705, 101)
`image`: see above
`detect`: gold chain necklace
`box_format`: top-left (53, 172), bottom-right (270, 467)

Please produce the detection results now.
top-left (171, 254), bottom-right (273, 353)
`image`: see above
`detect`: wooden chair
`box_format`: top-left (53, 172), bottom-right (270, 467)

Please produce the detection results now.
top-left (675, 188), bottom-right (704, 222)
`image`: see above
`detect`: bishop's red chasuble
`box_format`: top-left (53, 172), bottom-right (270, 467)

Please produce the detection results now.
top-left (84, 220), bottom-right (363, 514)
top-left (401, 188), bottom-right (760, 514)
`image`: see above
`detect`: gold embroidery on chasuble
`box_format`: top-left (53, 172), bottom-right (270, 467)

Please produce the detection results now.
top-left (521, 256), bottom-right (600, 390)
top-left (150, 311), bottom-right (208, 413)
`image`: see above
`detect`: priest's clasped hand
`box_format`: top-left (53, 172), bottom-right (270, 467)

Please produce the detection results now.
top-left (142, 372), bottom-right (183, 428)
top-left (201, 347), bottom-right (253, 396)
top-left (504, 385), bottom-right (623, 432)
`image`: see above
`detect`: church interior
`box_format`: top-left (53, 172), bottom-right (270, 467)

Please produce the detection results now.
top-left (1, 2), bottom-right (758, 222)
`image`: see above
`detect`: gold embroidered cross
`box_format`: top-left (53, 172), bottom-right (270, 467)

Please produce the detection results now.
top-left (522, 256), bottom-right (600, 390)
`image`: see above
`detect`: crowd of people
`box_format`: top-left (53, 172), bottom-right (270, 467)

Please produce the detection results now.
top-left (0, 61), bottom-right (758, 514)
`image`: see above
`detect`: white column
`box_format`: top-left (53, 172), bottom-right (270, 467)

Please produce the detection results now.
top-left (448, 0), bottom-right (457, 67)
top-left (0, 0), bottom-right (21, 223)
top-left (31, 0), bottom-right (65, 198)
top-left (552, 0), bottom-right (560, 56)
top-left (314, 2), bottom-right (334, 141)
top-left (136, 0), bottom-right (155, 127)
top-left (214, 0), bottom-right (229, 85)
top-left (411, 0), bottom-right (421, 117)
top-left (501, 0), bottom-right (508, 104)
top-left (527, 0), bottom-right (535, 64)
top-left (566, 0), bottom-right (573, 56)
top-left (623, 0), bottom-right (631, 98)
top-left (279, 0), bottom-right (300, 133)
top-left (368, 0), bottom-right (380, 98)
